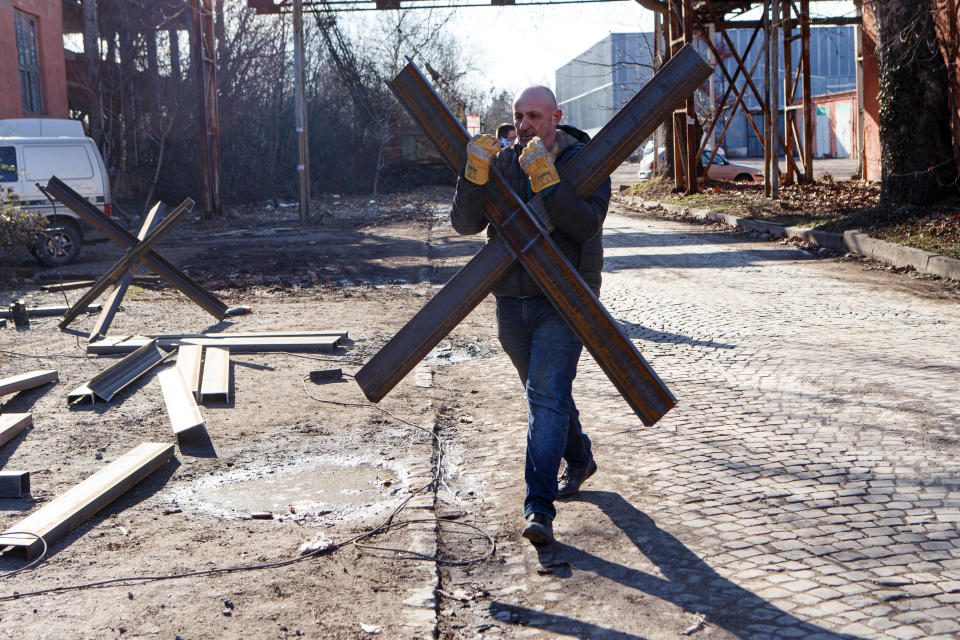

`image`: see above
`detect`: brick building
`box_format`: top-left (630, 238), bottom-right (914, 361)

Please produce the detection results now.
top-left (0, 0), bottom-right (68, 119)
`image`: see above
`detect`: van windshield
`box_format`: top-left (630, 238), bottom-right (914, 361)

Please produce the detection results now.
top-left (0, 147), bottom-right (16, 182)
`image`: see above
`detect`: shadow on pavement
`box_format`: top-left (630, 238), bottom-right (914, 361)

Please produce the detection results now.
top-left (501, 491), bottom-right (866, 640)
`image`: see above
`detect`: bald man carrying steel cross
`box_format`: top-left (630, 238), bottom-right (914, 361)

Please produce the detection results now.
top-left (453, 85), bottom-right (609, 546)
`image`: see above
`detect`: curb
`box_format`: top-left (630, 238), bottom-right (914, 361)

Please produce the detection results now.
top-left (620, 195), bottom-right (960, 282)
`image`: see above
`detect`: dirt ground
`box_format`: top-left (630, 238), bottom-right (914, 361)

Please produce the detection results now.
top-left (0, 188), bottom-right (502, 639)
top-left (1, 186), bottom-right (958, 639)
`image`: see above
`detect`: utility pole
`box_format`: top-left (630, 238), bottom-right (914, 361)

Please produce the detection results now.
top-left (190, 0), bottom-right (222, 218)
top-left (293, 0), bottom-right (311, 223)
top-left (771, 0), bottom-right (780, 198)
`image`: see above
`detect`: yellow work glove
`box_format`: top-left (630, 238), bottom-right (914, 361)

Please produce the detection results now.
top-left (519, 137), bottom-right (561, 193)
top-left (464, 134), bottom-right (500, 185)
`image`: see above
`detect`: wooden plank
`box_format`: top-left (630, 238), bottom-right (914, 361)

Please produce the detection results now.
top-left (0, 471), bottom-right (30, 498)
top-left (0, 413), bottom-right (32, 448)
top-left (176, 345), bottom-right (203, 400)
top-left (199, 347), bottom-right (230, 403)
top-left (0, 370), bottom-right (58, 396)
top-left (88, 335), bottom-right (341, 355)
top-left (0, 442), bottom-right (174, 558)
top-left (158, 368), bottom-right (207, 446)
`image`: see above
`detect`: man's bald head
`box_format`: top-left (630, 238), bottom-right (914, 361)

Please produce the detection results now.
top-left (513, 85), bottom-right (562, 148)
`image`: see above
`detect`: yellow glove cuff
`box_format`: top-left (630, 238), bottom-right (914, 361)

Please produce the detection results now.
top-left (465, 151), bottom-right (491, 185)
top-left (464, 135), bottom-right (500, 185)
top-left (524, 155), bottom-right (561, 193)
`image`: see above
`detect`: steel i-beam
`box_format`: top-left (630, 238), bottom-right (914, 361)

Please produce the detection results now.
top-left (59, 198), bottom-right (194, 330)
top-left (356, 45), bottom-right (712, 425)
top-left (43, 178), bottom-right (227, 322)
top-left (357, 46), bottom-right (712, 425)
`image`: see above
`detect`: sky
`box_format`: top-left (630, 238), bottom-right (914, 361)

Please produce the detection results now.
top-left (439, 0), bottom-right (858, 94)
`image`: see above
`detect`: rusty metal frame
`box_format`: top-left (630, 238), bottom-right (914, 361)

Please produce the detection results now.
top-left (356, 51), bottom-right (712, 425)
top-left (667, 0), bottom-right (838, 191)
top-left (58, 197), bottom-right (195, 331)
top-left (88, 202), bottom-right (168, 341)
top-left (44, 177), bottom-right (227, 323)
top-left (356, 49), bottom-right (711, 417)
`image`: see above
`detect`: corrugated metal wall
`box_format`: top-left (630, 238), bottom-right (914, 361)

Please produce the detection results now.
top-left (556, 26), bottom-right (856, 157)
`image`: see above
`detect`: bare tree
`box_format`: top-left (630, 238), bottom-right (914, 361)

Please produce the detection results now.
top-left (872, 0), bottom-right (958, 203)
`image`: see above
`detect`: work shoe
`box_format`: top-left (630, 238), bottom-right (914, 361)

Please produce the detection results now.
top-left (522, 513), bottom-right (555, 545)
top-left (557, 459), bottom-right (598, 498)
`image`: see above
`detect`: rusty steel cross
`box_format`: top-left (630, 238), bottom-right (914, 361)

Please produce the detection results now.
top-left (356, 45), bottom-right (712, 426)
top-left (45, 177), bottom-right (228, 338)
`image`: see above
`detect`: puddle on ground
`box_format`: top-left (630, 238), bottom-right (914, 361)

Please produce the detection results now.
top-left (167, 457), bottom-right (405, 523)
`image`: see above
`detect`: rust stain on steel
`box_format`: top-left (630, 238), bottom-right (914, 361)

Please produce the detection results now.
top-left (44, 178), bottom-right (227, 321)
top-left (356, 46), bottom-right (712, 425)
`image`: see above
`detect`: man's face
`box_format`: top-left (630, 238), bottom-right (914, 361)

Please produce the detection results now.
top-left (506, 128), bottom-right (517, 143)
top-left (514, 88), bottom-right (562, 148)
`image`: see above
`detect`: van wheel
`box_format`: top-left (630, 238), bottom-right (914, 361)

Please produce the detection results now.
top-left (32, 220), bottom-right (82, 267)
top-left (734, 173), bottom-right (754, 182)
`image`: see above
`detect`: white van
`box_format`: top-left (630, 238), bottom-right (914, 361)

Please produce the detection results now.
top-left (0, 118), bottom-right (111, 266)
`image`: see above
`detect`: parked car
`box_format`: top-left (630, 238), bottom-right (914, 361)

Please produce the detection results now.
top-left (699, 150), bottom-right (763, 182)
top-left (637, 147), bottom-right (763, 183)
top-left (0, 118), bottom-right (110, 267)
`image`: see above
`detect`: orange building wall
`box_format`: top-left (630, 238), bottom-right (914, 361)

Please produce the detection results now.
top-left (862, 2), bottom-right (960, 183)
top-left (932, 0), bottom-right (960, 169)
top-left (861, 6), bottom-right (882, 182)
top-left (0, 0), bottom-right (67, 119)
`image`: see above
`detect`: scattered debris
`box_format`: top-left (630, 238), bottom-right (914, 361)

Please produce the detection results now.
top-left (250, 511), bottom-right (274, 520)
top-left (299, 534), bottom-right (334, 556)
top-left (308, 368), bottom-right (343, 383)
top-left (682, 615), bottom-right (706, 635)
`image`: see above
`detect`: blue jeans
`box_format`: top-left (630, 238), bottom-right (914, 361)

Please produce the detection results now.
top-left (496, 296), bottom-right (593, 520)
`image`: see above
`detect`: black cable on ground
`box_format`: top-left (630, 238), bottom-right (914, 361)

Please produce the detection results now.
top-left (0, 375), bottom-right (495, 599)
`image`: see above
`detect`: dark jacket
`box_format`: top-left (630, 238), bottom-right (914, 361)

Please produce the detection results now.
top-left (450, 126), bottom-right (610, 298)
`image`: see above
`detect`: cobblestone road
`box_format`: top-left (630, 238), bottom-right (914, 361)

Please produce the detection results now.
top-left (434, 207), bottom-right (960, 640)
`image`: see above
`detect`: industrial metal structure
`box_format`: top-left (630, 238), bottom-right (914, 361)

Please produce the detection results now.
top-left (658, 0), bottom-right (860, 194)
